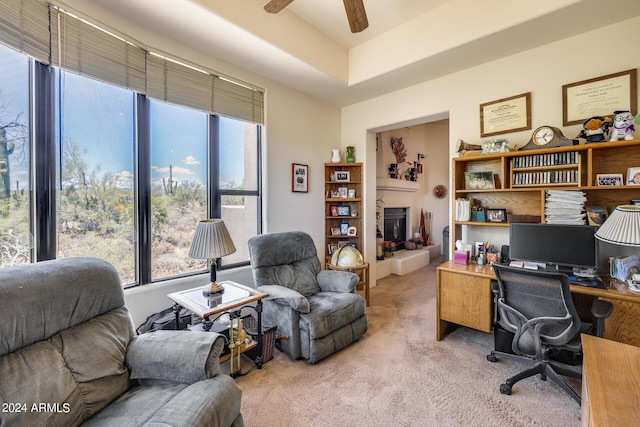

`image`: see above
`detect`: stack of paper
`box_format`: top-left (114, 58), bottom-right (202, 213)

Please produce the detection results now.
top-left (544, 190), bottom-right (586, 224)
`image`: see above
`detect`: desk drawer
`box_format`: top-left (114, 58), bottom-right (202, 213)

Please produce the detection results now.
top-left (439, 271), bottom-right (492, 333)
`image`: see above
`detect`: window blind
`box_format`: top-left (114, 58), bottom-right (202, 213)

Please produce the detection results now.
top-left (146, 53), bottom-right (264, 125)
top-left (1, 2), bottom-right (264, 124)
top-left (50, 7), bottom-right (146, 94)
top-left (0, 0), bottom-right (50, 63)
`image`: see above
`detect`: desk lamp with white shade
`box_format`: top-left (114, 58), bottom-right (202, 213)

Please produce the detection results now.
top-left (188, 219), bottom-right (236, 296)
top-left (595, 205), bottom-right (640, 283)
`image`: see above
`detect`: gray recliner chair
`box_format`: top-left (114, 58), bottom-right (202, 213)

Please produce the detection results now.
top-left (0, 257), bottom-right (243, 427)
top-left (248, 231), bottom-right (368, 364)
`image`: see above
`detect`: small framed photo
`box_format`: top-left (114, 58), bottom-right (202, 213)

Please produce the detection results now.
top-left (337, 187), bottom-right (348, 198)
top-left (347, 226), bottom-right (357, 237)
top-left (330, 190), bottom-right (340, 198)
top-left (292, 163), bottom-right (308, 193)
top-left (337, 205), bottom-right (351, 216)
top-left (630, 199), bottom-right (640, 206)
top-left (340, 222), bottom-right (349, 236)
top-left (335, 171), bottom-right (350, 182)
top-left (464, 171), bottom-right (495, 190)
top-left (330, 205), bottom-right (338, 217)
top-left (627, 167), bottom-right (640, 185)
top-left (330, 228), bottom-right (341, 236)
top-left (586, 206), bottom-right (608, 226)
top-left (347, 188), bottom-right (356, 198)
top-left (328, 243), bottom-right (339, 255)
top-left (485, 208), bottom-right (507, 223)
top-left (596, 173), bottom-right (623, 186)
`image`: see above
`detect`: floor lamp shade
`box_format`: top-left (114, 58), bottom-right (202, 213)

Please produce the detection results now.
top-left (595, 205), bottom-right (640, 247)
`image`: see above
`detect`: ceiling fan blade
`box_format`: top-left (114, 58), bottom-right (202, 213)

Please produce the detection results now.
top-left (264, 0), bottom-right (295, 14)
top-left (343, 0), bottom-right (368, 33)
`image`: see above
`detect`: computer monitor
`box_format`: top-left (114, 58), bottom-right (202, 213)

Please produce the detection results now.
top-left (509, 223), bottom-right (599, 272)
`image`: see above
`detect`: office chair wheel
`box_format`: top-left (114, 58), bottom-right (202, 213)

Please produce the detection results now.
top-left (500, 383), bottom-right (512, 395)
top-left (487, 354), bottom-right (497, 362)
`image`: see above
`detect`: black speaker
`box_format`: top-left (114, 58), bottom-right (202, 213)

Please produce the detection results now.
top-left (500, 245), bottom-right (510, 264)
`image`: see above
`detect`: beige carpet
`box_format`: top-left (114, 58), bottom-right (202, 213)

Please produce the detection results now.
top-left (234, 258), bottom-right (581, 427)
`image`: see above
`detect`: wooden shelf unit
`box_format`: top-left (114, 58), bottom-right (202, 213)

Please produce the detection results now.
top-left (325, 162), bottom-right (363, 261)
top-left (451, 139), bottom-right (640, 255)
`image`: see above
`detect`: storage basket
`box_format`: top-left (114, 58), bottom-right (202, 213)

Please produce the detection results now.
top-left (243, 315), bottom-right (277, 363)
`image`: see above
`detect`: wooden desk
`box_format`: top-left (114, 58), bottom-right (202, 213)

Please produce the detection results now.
top-left (581, 334), bottom-right (640, 426)
top-left (436, 261), bottom-right (640, 346)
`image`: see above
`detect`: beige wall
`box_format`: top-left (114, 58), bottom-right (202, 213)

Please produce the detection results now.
top-left (343, 16), bottom-right (640, 276)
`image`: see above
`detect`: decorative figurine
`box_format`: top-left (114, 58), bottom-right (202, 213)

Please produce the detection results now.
top-left (578, 116), bottom-right (611, 143)
top-left (609, 110), bottom-right (635, 141)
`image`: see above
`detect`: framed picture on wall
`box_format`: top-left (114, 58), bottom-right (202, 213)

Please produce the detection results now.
top-left (292, 163), bottom-right (308, 192)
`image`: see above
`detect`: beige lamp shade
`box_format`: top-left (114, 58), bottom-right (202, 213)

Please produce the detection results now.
top-left (595, 205), bottom-right (640, 247)
top-left (189, 219), bottom-right (237, 259)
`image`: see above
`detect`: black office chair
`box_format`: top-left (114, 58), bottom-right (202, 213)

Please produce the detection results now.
top-left (486, 264), bottom-right (612, 404)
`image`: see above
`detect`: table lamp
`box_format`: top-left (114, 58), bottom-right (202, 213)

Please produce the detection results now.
top-left (595, 205), bottom-right (640, 247)
top-left (188, 219), bottom-right (236, 296)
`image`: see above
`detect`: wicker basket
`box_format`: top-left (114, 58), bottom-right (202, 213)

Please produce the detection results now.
top-left (243, 315), bottom-right (277, 363)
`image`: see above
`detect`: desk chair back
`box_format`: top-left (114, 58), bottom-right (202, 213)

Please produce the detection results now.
top-left (493, 265), bottom-right (581, 359)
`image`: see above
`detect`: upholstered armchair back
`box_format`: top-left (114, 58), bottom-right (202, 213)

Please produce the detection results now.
top-left (0, 258), bottom-right (134, 425)
top-left (248, 231), bottom-right (322, 296)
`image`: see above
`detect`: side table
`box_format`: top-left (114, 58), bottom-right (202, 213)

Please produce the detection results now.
top-left (326, 262), bottom-right (370, 307)
top-left (167, 280), bottom-right (268, 378)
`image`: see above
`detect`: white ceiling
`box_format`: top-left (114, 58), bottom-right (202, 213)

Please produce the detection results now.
top-left (61, 0), bottom-right (640, 107)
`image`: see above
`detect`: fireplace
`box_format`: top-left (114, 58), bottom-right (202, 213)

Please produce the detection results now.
top-left (384, 207), bottom-right (408, 250)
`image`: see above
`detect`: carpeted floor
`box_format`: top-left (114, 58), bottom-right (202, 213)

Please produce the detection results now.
top-left (233, 258), bottom-right (582, 427)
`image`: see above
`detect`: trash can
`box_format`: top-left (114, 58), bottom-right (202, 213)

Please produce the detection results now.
top-left (443, 226), bottom-right (450, 262)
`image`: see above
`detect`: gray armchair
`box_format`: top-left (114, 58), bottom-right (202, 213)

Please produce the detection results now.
top-left (0, 257), bottom-right (243, 427)
top-left (248, 231), bottom-right (367, 364)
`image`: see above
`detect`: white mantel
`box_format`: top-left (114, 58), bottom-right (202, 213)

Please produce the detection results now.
top-left (376, 178), bottom-right (420, 192)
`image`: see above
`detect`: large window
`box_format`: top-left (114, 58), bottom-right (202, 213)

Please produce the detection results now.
top-left (0, 58), bottom-right (263, 285)
top-left (0, 5), bottom-right (263, 285)
top-left (0, 44), bottom-right (31, 267)
top-left (150, 101), bottom-right (208, 279)
top-left (56, 71), bottom-right (136, 283)
top-left (219, 116), bottom-right (260, 265)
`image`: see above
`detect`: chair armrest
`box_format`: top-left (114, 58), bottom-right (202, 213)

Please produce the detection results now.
top-left (590, 299), bottom-right (614, 337)
top-left (258, 284), bottom-right (310, 313)
top-left (317, 270), bottom-right (358, 293)
top-left (126, 330), bottom-right (225, 384)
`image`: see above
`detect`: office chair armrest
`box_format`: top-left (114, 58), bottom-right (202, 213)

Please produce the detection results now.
top-left (590, 299), bottom-right (614, 337)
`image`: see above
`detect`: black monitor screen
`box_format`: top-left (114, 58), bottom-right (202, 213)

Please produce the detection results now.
top-left (509, 223), bottom-right (598, 270)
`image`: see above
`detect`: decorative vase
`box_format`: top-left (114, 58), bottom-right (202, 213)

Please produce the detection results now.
top-left (416, 243), bottom-right (423, 250)
top-left (331, 149), bottom-right (341, 163)
top-left (346, 146), bottom-right (355, 163)
top-left (384, 251), bottom-right (393, 258)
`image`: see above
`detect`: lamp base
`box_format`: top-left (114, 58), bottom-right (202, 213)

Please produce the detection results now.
top-left (202, 281), bottom-right (225, 296)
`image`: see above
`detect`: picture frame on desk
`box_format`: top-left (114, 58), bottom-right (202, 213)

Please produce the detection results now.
top-left (485, 208), bottom-right (507, 223)
top-left (587, 206), bottom-right (608, 226)
top-left (328, 243), bottom-right (339, 255)
top-left (627, 167), bottom-right (640, 185)
top-left (335, 171), bottom-right (350, 182)
top-left (597, 173), bottom-right (623, 186)
top-left (336, 205), bottom-right (351, 217)
top-left (464, 171), bottom-right (495, 190)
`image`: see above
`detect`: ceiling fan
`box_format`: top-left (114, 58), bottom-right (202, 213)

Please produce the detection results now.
top-left (264, 0), bottom-right (369, 33)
